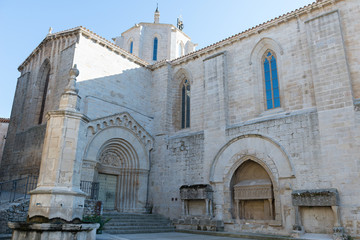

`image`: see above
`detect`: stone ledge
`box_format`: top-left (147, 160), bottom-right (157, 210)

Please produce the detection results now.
top-left (8, 222), bottom-right (99, 240)
top-left (8, 222), bottom-right (99, 231)
top-left (292, 188), bottom-right (339, 206)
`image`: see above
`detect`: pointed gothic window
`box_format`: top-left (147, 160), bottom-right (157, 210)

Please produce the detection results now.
top-left (181, 79), bottom-right (190, 129)
top-left (130, 41), bottom-right (133, 54)
top-left (38, 60), bottom-right (51, 124)
top-left (153, 37), bottom-right (158, 61)
top-left (263, 50), bottom-right (280, 109)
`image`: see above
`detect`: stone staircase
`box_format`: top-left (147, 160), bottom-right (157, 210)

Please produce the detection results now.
top-left (102, 212), bottom-right (175, 234)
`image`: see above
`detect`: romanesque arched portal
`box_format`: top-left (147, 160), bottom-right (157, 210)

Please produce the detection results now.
top-left (97, 138), bottom-right (141, 211)
top-left (82, 112), bottom-right (153, 213)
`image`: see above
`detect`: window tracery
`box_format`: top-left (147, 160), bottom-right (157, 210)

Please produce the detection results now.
top-left (263, 50), bottom-right (280, 109)
top-left (181, 79), bottom-right (190, 129)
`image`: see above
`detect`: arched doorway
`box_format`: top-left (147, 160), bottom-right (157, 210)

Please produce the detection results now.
top-left (97, 138), bottom-right (140, 212)
top-left (82, 112), bottom-right (153, 213)
top-left (230, 160), bottom-right (274, 220)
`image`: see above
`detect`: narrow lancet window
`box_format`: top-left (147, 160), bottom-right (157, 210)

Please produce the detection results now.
top-left (130, 41), bottom-right (133, 54)
top-left (153, 37), bottom-right (158, 61)
top-left (38, 61), bottom-right (51, 124)
top-left (263, 50), bottom-right (280, 109)
top-left (181, 79), bottom-right (190, 128)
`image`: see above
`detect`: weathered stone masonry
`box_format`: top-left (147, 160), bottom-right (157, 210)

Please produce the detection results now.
top-left (2, 0), bottom-right (360, 238)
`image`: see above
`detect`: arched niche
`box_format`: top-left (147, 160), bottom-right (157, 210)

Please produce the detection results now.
top-left (209, 134), bottom-right (295, 225)
top-left (37, 59), bottom-right (51, 124)
top-left (210, 134), bottom-right (294, 183)
top-left (230, 160), bottom-right (274, 220)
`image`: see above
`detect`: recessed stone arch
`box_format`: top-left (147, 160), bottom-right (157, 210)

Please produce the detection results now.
top-left (249, 37), bottom-right (284, 66)
top-left (36, 58), bottom-right (51, 124)
top-left (210, 134), bottom-right (294, 183)
top-left (225, 156), bottom-right (280, 222)
top-left (209, 134), bottom-right (295, 225)
top-left (84, 126), bottom-right (149, 170)
top-left (82, 113), bottom-right (152, 212)
top-left (172, 68), bottom-right (193, 130)
top-left (173, 67), bottom-right (193, 85)
top-left (248, 38), bottom-right (285, 113)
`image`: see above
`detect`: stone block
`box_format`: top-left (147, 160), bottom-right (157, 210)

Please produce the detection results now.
top-left (292, 188), bottom-right (339, 206)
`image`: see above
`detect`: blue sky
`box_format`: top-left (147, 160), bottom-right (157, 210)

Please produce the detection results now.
top-left (0, 0), bottom-right (314, 118)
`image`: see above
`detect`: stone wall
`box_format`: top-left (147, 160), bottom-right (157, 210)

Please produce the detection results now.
top-left (150, 132), bottom-right (204, 219)
top-left (75, 34), bottom-right (154, 133)
top-left (3, 0), bottom-right (360, 237)
top-left (0, 119), bottom-right (9, 166)
top-left (0, 199), bottom-right (101, 234)
top-left (149, 0), bottom-right (360, 237)
top-left (0, 200), bottom-right (29, 234)
top-left (0, 33), bottom-right (77, 181)
top-left (1, 124), bottom-right (46, 181)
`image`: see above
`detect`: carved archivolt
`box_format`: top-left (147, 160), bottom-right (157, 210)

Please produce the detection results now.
top-left (99, 151), bottom-right (123, 167)
top-left (97, 138), bottom-right (139, 169)
top-left (87, 112), bottom-right (153, 151)
top-left (96, 137), bottom-right (142, 212)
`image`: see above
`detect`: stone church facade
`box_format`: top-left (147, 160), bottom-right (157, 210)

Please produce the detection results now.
top-left (2, 0), bottom-right (360, 238)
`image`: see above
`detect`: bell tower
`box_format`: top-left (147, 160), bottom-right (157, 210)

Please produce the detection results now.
top-left (113, 5), bottom-right (197, 63)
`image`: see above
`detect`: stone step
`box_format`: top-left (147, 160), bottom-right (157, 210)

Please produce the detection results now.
top-left (0, 234), bottom-right (11, 240)
top-left (102, 213), bottom-right (174, 234)
top-left (104, 218), bottom-right (170, 221)
top-left (103, 214), bottom-right (165, 218)
top-left (105, 217), bottom-right (170, 221)
top-left (104, 227), bottom-right (175, 234)
top-left (104, 216), bottom-right (168, 221)
top-left (106, 221), bottom-right (171, 226)
top-left (105, 225), bottom-right (174, 230)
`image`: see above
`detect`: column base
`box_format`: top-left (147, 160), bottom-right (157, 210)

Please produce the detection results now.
top-left (333, 227), bottom-right (347, 240)
top-left (291, 225), bottom-right (304, 238)
top-left (28, 186), bottom-right (86, 222)
top-left (8, 222), bottom-right (99, 240)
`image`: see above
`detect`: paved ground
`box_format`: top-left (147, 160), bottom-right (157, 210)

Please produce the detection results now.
top-left (96, 232), bottom-right (253, 240)
top-left (0, 231), bottom-right (334, 240)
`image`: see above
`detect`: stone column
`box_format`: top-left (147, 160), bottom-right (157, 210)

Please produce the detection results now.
top-left (27, 65), bottom-right (89, 222)
top-left (235, 200), bottom-right (240, 219)
top-left (205, 199), bottom-right (209, 216)
top-left (268, 198), bottom-right (273, 219)
top-left (291, 206), bottom-right (305, 238)
top-left (209, 199), bottom-right (213, 218)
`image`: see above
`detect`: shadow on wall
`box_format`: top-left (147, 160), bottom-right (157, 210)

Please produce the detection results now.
top-left (76, 67), bottom-right (154, 132)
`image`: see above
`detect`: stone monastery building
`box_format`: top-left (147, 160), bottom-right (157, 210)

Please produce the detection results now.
top-left (2, 0), bottom-right (360, 238)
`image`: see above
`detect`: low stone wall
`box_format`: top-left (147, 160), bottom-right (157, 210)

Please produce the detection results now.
top-left (173, 216), bottom-right (224, 231)
top-left (83, 199), bottom-right (102, 216)
top-left (0, 200), bottom-right (29, 234)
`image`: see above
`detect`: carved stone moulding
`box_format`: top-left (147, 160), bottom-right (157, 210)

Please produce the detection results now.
top-left (180, 184), bottom-right (213, 200)
top-left (292, 188), bottom-right (339, 207)
top-left (234, 179), bottom-right (272, 200)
